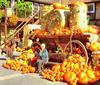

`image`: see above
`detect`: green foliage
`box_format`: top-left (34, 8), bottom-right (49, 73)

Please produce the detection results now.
top-left (0, 13), bottom-right (3, 22)
top-left (0, 0), bottom-right (10, 8)
top-left (16, 0), bottom-right (32, 18)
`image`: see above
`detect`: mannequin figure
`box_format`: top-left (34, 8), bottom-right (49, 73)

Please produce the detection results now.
top-left (37, 43), bottom-right (49, 73)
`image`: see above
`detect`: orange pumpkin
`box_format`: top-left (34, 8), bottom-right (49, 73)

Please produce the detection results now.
top-left (78, 71), bottom-right (89, 84)
top-left (50, 76), bottom-right (55, 82)
top-left (60, 72), bottom-right (64, 81)
top-left (87, 69), bottom-right (96, 79)
top-left (3, 64), bottom-right (10, 69)
top-left (64, 72), bottom-right (77, 83)
top-left (52, 64), bottom-right (60, 72)
top-left (94, 70), bottom-right (100, 81)
top-left (55, 73), bottom-right (61, 81)
top-left (53, 3), bottom-right (65, 9)
top-left (61, 61), bottom-right (67, 72)
top-left (29, 67), bottom-right (36, 73)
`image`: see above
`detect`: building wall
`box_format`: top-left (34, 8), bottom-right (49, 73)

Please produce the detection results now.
top-left (95, 2), bottom-right (100, 26)
top-left (96, 2), bottom-right (100, 19)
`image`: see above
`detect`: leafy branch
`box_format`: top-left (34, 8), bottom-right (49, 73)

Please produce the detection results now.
top-left (0, 0), bottom-right (10, 9)
top-left (16, 0), bottom-right (32, 18)
top-left (0, 13), bottom-right (3, 23)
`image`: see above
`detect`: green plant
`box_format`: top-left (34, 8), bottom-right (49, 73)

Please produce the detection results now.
top-left (25, 2), bottom-right (32, 17)
top-left (0, 13), bottom-right (3, 23)
top-left (0, 0), bottom-right (9, 9)
top-left (16, 0), bottom-right (32, 18)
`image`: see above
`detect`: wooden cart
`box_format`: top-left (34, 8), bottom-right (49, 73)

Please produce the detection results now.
top-left (32, 34), bottom-right (90, 64)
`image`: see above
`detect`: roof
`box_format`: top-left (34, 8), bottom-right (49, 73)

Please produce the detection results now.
top-left (25, 0), bottom-right (61, 4)
top-left (25, 0), bottom-right (100, 5)
top-left (84, 0), bottom-right (100, 2)
top-left (66, 0), bottom-right (100, 4)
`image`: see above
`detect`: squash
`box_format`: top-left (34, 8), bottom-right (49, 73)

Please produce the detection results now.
top-left (64, 72), bottom-right (77, 83)
top-left (78, 71), bottom-right (89, 84)
top-left (53, 3), bottom-right (65, 9)
top-left (52, 64), bottom-right (60, 72)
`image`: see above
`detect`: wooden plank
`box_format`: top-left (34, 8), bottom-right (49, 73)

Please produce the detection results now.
top-left (17, 18), bottom-right (29, 22)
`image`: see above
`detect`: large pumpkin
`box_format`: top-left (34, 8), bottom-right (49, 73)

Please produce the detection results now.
top-left (86, 69), bottom-right (96, 83)
top-left (78, 71), bottom-right (89, 84)
top-left (52, 64), bottom-right (60, 72)
top-left (64, 71), bottom-right (77, 83)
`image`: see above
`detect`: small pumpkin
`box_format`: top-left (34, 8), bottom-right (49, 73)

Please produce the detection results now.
top-left (29, 67), bottom-right (36, 73)
top-left (53, 3), bottom-right (65, 9)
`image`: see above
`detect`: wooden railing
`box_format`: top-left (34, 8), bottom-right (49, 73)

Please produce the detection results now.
top-left (1, 10), bottom-right (40, 46)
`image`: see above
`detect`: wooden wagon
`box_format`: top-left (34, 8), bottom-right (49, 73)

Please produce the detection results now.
top-left (31, 33), bottom-right (90, 64)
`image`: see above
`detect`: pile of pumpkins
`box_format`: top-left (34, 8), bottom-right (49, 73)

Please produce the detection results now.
top-left (2, 59), bottom-right (36, 74)
top-left (41, 54), bottom-right (100, 85)
top-left (32, 27), bottom-right (83, 36)
top-left (2, 49), bottom-right (36, 74)
top-left (87, 42), bottom-right (100, 51)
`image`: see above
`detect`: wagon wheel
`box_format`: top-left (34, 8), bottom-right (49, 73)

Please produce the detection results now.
top-left (64, 40), bottom-right (88, 64)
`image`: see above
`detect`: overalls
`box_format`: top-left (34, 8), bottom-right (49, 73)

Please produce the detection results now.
top-left (37, 49), bottom-right (49, 72)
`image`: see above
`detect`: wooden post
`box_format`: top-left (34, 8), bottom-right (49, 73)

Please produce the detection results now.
top-left (25, 2), bottom-right (26, 18)
top-left (32, 3), bottom-right (34, 23)
top-left (0, 22), bottom-right (1, 56)
top-left (4, 6), bottom-right (8, 45)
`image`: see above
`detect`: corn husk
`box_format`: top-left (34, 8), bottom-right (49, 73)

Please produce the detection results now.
top-left (41, 9), bottom-right (70, 33)
top-left (70, 1), bottom-right (88, 30)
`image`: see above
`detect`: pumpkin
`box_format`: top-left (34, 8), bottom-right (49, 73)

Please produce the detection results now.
top-left (52, 64), bottom-right (60, 72)
top-left (94, 70), bottom-right (100, 81)
top-left (55, 73), bottom-right (61, 81)
top-left (2, 64), bottom-right (10, 69)
top-left (50, 76), bottom-right (55, 82)
top-left (78, 71), bottom-right (89, 84)
top-left (64, 72), bottom-right (77, 83)
top-left (60, 72), bottom-right (64, 81)
top-left (61, 61), bottom-right (67, 72)
top-left (62, 60), bottom-right (67, 67)
top-left (87, 69), bottom-right (96, 79)
top-left (29, 67), bottom-right (36, 73)
top-left (53, 3), bottom-right (65, 9)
